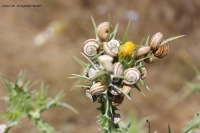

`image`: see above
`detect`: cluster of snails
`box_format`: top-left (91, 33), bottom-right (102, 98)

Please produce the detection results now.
top-left (81, 21), bottom-right (170, 124)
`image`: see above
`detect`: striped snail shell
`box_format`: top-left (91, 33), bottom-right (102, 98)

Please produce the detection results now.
top-left (89, 82), bottom-right (105, 96)
top-left (98, 55), bottom-right (114, 73)
top-left (87, 64), bottom-right (99, 79)
top-left (150, 32), bottom-right (163, 51)
top-left (123, 67), bottom-right (141, 85)
top-left (111, 94), bottom-right (124, 106)
top-left (136, 46), bottom-right (151, 58)
top-left (103, 39), bottom-right (120, 57)
top-left (153, 43), bottom-right (169, 58)
top-left (82, 39), bottom-right (100, 57)
top-left (97, 22), bottom-right (112, 42)
top-left (122, 85), bottom-right (132, 94)
top-left (111, 114), bottom-right (121, 124)
top-left (144, 53), bottom-right (154, 63)
top-left (113, 62), bottom-right (123, 82)
top-left (86, 89), bottom-right (97, 102)
top-left (109, 86), bottom-right (121, 96)
top-left (140, 66), bottom-right (148, 79)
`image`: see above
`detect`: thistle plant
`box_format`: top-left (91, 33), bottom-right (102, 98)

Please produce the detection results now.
top-left (71, 17), bottom-right (184, 133)
top-left (0, 71), bottom-right (78, 133)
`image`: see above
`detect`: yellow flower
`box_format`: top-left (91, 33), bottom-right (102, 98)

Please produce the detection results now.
top-left (118, 41), bottom-right (137, 57)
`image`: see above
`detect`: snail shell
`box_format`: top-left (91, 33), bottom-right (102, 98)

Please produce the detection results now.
top-left (122, 85), bottom-right (132, 94)
top-left (144, 53), bottom-right (154, 63)
top-left (87, 64), bottom-right (99, 79)
top-left (136, 46), bottom-right (151, 58)
top-left (98, 55), bottom-right (114, 73)
top-left (82, 39), bottom-right (100, 57)
top-left (111, 94), bottom-right (124, 106)
top-left (103, 39), bottom-right (120, 57)
top-left (111, 114), bottom-right (121, 124)
top-left (97, 22), bottom-right (112, 42)
top-left (109, 86), bottom-right (121, 96)
top-left (123, 67), bottom-right (141, 85)
top-left (86, 89), bottom-right (97, 102)
top-left (153, 43), bottom-right (169, 58)
top-left (113, 62), bottom-right (123, 82)
top-left (89, 82), bottom-right (105, 96)
top-left (140, 66), bottom-right (148, 79)
top-left (150, 32), bottom-right (163, 51)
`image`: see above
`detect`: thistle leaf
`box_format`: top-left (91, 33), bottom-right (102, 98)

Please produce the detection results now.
top-left (91, 16), bottom-right (98, 39)
top-left (57, 103), bottom-right (79, 114)
top-left (73, 56), bottom-right (88, 68)
top-left (168, 124), bottom-right (171, 133)
top-left (160, 35), bottom-right (185, 46)
top-left (133, 84), bottom-right (146, 97)
top-left (139, 79), bottom-right (151, 91)
top-left (145, 36), bottom-right (150, 46)
top-left (113, 23), bottom-right (119, 39)
top-left (122, 20), bottom-right (131, 44)
top-left (112, 85), bottom-right (131, 100)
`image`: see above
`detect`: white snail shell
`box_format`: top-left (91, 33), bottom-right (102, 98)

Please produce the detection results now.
top-left (136, 46), bottom-right (151, 58)
top-left (144, 53), bottom-right (154, 63)
top-left (89, 82), bottom-right (105, 96)
top-left (123, 67), bottom-right (141, 85)
top-left (111, 94), bottom-right (124, 106)
top-left (88, 66), bottom-right (97, 79)
top-left (113, 62), bottom-right (123, 82)
top-left (97, 22), bottom-right (112, 42)
top-left (140, 66), bottom-right (148, 79)
top-left (98, 55), bottom-right (114, 73)
top-left (150, 32), bottom-right (163, 51)
top-left (111, 114), bottom-right (121, 124)
top-left (153, 43), bottom-right (169, 58)
top-left (103, 39), bottom-right (120, 57)
top-left (86, 89), bottom-right (97, 102)
top-left (82, 39), bottom-right (100, 57)
top-left (122, 85), bottom-right (132, 94)
top-left (109, 87), bottom-right (121, 96)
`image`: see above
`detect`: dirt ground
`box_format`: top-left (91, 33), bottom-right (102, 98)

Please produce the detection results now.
top-left (0, 0), bottom-right (200, 133)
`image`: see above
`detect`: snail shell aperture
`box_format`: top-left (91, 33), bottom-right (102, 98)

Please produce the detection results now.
top-left (97, 22), bottom-right (112, 42)
top-left (103, 39), bottom-right (120, 57)
top-left (150, 32), bottom-right (163, 51)
top-left (82, 39), bottom-right (100, 57)
top-left (123, 67), bottom-right (141, 85)
top-left (109, 86), bottom-right (121, 96)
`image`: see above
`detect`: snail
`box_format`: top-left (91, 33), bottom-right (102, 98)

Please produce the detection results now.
top-left (111, 94), bottom-right (124, 106)
top-left (139, 66), bottom-right (148, 79)
top-left (97, 22), bottom-right (112, 42)
top-left (82, 39), bottom-right (100, 57)
top-left (109, 86), bottom-right (121, 96)
top-left (153, 43), bottom-right (169, 58)
top-left (136, 46), bottom-right (151, 59)
top-left (98, 55), bottom-right (114, 73)
top-left (89, 82), bottom-right (105, 96)
top-left (103, 39), bottom-right (120, 57)
top-left (122, 85), bottom-right (132, 94)
top-left (150, 32), bottom-right (163, 51)
top-left (113, 62), bottom-right (123, 82)
top-left (87, 64), bottom-right (99, 79)
top-left (111, 114), bottom-right (121, 124)
top-left (123, 67), bottom-right (141, 85)
top-left (86, 89), bottom-right (97, 102)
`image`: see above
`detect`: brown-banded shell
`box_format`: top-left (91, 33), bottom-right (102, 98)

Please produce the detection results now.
top-left (89, 82), bottom-right (105, 96)
top-left (97, 22), bottom-right (112, 42)
top-left (111, 114), bottom-right (121, 124)
top-left (123, 67), bottom-right (141, 85)
top-left (86, 89), bottom-right (97, 102)
top-left (109, 86), bottom-right (121, 96)
top-left (103, 39), bottom-right (120, 57)
top-left (144, 53), bottom-right (154, 63)
top-left (111, 94), bottom-right (124, 106)
top-left (98, 55), bottom-right (114, 73)
top-left (150, 32), bottom-right (163, 51)
top-left (82, 39), bottom-right (100, 57)
top-left (122, 85), bottom-right (132, 94)
top-left (113, 62), bottom-right (123, 82)
top-left (140, 66), bottom-right (148, 79)
top-left (136, 46), bottom-right (151, 58)
top-left (153, 43), bottom-right (169, 58)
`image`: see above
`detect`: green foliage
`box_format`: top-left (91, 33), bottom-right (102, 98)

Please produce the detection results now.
top-left (1, 71), bottom-right (78, 133)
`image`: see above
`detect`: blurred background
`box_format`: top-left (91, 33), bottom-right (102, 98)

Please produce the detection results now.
top-left (0, 0), bottom-right (200, 132)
